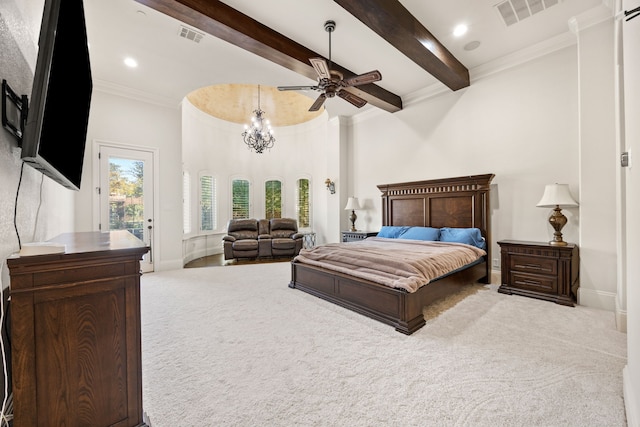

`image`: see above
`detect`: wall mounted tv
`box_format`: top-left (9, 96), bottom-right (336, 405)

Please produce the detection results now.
top-left (21, 0), bottom-right (93, 191)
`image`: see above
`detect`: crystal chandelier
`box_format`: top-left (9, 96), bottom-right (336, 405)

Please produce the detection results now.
top-left (242, 85), bottom-right (275, 153)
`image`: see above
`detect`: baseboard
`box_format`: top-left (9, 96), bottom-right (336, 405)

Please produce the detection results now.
top-left (490, 270), bottom-right (500, 285)
top-left (155, 259), bottom-right (184, 271)
top-left (576, 286), bottom-right (617, 311)
top-left (615, 305), bottom-right (627, 333)
top-left (624, 366), bottom-right (639, 427)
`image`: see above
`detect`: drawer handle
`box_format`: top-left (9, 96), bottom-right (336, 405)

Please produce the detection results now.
top-left (515, 279), bottom-right (542, 286)
top-left (515, 263), bottom-right (551, 272)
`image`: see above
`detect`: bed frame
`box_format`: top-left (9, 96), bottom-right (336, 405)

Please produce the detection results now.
top-left (289, 174), bottom-right (495, 335)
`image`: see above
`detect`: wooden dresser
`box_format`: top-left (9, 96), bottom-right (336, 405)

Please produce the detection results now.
top-left (497, 240), bottom-right (579, 306)
top-left (7, 231), bottom-right (149, 427)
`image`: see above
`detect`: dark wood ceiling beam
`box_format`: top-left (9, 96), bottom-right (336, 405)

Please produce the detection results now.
top-left (135, 0), bottom-right (403, 113)
top-left (334, 0), bottom-right (470, 91)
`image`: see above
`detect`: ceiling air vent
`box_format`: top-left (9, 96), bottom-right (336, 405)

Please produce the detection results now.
top-left (178, 25), bottom-right (204, 43)
top-left (495, 0), bottom-right (561, 26)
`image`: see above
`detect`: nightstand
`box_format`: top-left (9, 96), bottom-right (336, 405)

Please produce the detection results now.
top-left (341, 230), bottom-right (378, 242)
top-left (497, 240), bottom-right (579, 306)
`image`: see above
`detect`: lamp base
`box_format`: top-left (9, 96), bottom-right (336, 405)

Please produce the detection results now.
top-left (349, 210), bottom-right (357, 232)
top-left (547, 206), bottom-right (569, 247)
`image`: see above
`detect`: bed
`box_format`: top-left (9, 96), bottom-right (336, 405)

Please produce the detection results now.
top-left (289, 174), bottom-right (495, 334)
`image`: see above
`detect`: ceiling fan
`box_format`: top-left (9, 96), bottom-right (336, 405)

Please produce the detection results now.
top-left (277, 20), bottom-right (382, 112)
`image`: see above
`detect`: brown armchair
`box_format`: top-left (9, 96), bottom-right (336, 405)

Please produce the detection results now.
top-left (267, 218), bottom-right (304, 258)
top-left (222, 219), bottom-right (260, 261)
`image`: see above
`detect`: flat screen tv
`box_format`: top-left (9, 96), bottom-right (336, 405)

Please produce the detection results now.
top-left (21, 0), bottom-right (93, 191)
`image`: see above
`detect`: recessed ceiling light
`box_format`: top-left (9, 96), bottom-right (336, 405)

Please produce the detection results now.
top-left (124, 57), bottom-right (138, 68)
top-left (453, 24), bottom-right (468, 37)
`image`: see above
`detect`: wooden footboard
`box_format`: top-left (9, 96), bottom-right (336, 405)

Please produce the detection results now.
top-left (289, 258), bottom-right (488, 334)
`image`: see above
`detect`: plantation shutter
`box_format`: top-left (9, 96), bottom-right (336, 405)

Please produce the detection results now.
top-left (265, 180), bottom-right (282, 220)
top-left (183, 171), bottom-right (191, 234)
top-left (296, 178), bottom-right (310, 228)
top-left (232, 179), bottom-right (250, 219)
top-left (200, 175), bottom-right (216, 231)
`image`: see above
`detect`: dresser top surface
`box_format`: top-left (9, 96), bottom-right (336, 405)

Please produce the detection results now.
top-left (7, 231), bottom-right (149, 267)
top-left (498, 239), bottom-right (577, 249)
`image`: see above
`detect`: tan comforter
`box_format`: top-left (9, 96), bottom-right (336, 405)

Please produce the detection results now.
top-left (293, 237), bottom-right (486, 293)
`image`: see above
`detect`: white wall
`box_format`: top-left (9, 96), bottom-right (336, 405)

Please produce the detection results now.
top-left (349, 46), bottom-right (581, 279)
top-left (77, 91), bottom-right (184, 271)
top-left (573, 14), bottom-right (619, 311)
top-left (622, 0), bottom-right (640, 423)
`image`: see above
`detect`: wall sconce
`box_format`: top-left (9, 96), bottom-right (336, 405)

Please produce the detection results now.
top-left (325, 178), bottom-right (335, 194)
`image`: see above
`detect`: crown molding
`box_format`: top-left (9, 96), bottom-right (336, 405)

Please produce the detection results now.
top-left (93, 79), bottom-right (180, 110)
top-left (569, 1), bottom-right (615, 34)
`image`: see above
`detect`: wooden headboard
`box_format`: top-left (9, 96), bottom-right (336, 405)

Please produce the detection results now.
top-left (377, 173), bottom-right (495, 273)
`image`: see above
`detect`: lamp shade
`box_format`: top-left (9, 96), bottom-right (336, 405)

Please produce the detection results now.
top-left (536, 184), bottom-right (579, 208)
top-left (344, 197), bottom-right (361, 210)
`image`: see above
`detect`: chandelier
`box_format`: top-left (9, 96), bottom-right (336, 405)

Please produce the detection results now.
top-left (242, 85), bottom-right (275, 153)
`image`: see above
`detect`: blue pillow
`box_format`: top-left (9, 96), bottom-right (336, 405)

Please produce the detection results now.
top-left (377, 226), bottom-right (410, 238)
top-left (399, 227), bottom-right (440, 241)
top-left (440, 227), bottom-right (485, 249)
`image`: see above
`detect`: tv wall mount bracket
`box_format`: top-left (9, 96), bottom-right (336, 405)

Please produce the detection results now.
top-left (2, 79), bottom-right (29, 145)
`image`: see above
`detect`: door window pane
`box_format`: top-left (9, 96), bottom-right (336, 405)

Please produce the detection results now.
top-left (109, 158), bottom-right (144, 240)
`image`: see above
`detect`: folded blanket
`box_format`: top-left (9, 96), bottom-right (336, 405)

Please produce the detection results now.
top-left (294, 237), bottom-right (486, 293)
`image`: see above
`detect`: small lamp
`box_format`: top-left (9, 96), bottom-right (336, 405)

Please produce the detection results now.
top-left (536, 183), bottom-right (579, 246)
top-left (325, 178), bottom-right (335, 194)
top-left (344, 197), bottom-right (361, 232)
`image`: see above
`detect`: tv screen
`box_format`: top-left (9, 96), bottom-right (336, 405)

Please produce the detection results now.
top-left (21, 0), bottom-right (92, 191)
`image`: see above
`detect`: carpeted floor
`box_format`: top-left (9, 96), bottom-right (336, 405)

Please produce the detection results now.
top-left (140, 261), bottom-right (627, 427)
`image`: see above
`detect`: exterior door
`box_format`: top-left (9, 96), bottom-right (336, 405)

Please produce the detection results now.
top-left (98, 144), bottom-right (155, 272)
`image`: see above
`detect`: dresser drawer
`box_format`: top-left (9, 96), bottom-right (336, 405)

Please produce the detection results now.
top-left (510, 255), bottom-right (557, 275)
top-left (509, 271), bottom-right (558, 294)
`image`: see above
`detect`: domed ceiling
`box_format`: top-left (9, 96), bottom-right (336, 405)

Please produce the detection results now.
top-left (186, 84), bottom-right (325, 127)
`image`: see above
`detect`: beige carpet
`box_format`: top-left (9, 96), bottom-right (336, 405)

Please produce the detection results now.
top-left (140, 262), bottom-right (627, 426)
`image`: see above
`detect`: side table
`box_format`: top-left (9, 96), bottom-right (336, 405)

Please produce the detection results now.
top-left (341, 230), bottom-right (378, 242)
top-left (302, 232), bottom-right (316, 249)
top-left (497, 240), bottom-right (579, 306)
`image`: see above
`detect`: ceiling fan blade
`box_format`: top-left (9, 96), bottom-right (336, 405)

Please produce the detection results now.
top-left (309, 93), bottom-right (327, 111)
top-left (277, 85), bottom-right (319, 91)
top-left (309, 57), bottom-right (331, 80)
top-left (341, 70), bottom-right (382, 87)
top-left (337, 90), bottom-right (367, 108)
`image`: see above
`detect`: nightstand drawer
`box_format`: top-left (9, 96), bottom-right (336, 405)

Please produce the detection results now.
top-left (509, 271), bottom-right (557, 294)
top-left (510, 255), bottom-right (557, 275)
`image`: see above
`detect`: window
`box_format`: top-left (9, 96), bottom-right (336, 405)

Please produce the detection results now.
top-left (296, 178), bottom-right (310, 228)
top-left (200, 175), bottom-right (216, 231)
top-left (265, 180), bottom-right (282, 220)
top-left (232, 179), bottom-right (250, 219)
top-left (183, 171), bottom-right (191, 234)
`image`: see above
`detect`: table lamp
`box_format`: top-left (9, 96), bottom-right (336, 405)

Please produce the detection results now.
top-left (344, 197), bottom-right (361, 232)
top-left (536, 183), bottom-right (578, 246)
